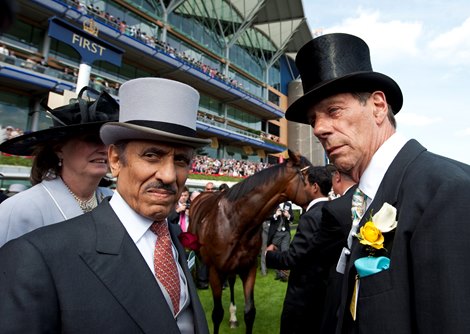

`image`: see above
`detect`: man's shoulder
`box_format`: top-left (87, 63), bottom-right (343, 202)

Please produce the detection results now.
top-left (323, 188), bottom-right (355, 212)
top-left (396, 143), bottom-right (470, 187)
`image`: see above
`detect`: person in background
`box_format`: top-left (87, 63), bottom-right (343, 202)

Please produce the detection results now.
top-left (317, 168), bottom-right (357, 333)
top-left (5, 183), bottom-right (27, 197)
top-left (266, 166), bottom-right (331, 333)
top-left (0, 88), bottom-right (118, 247)
top-left (267, 201), bottom-right (294, 281)
top-left (285, 32), bottom-right (470, 333)
top-left (190, 190), bottom-right (201, 202)
top-left (260, 216), bottom-right (271, 276)
top-left (0, 43), bottom-right (9, 56)
top-left (204, 181), bottom-right (215, 192)
top-left (218, 183), bottom-right (229, 192)
top-left (0, 77), bottom-right (210, 333)
top-left (168, 186), bottom-right (191, 233)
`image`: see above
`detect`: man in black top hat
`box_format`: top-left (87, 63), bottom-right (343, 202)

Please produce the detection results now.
top-left (286, 33), bottom-right (470, 333)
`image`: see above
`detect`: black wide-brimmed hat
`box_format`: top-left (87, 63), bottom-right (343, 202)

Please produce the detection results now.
top-left (285, 33), bottom-right (403, 124)
top-left (0, 87), bottom-right (119, 156)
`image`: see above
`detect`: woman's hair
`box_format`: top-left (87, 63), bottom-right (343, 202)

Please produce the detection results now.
top-left (30, 138), bottom-right (65, 185)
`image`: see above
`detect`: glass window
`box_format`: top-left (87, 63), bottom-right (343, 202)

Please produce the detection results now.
top-left (3, 18), bottom-right (42, 51)
top-left (199, 94), bottom-right (222, 116)
top-left (268, 122), bottom-right (280, 137)
top-left (0, 91), bottom-right (30, 135)
top-left (227, 106), bottom-right (261, 131)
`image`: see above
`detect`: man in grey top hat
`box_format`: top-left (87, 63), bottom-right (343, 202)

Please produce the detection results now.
top-left (0, 78), bottom-right (210, 334)
top-left (286, 33), bottom-right (470, 333)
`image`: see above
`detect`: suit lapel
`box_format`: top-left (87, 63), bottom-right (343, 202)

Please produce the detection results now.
top-left (80, 201), bottom-right (180, 334)
top-left (338, 140), bottom-right (426, 332)
top-left (169, 223), bottom-right (208, 333)
top-left (347, 140), bottom-right (426, 269)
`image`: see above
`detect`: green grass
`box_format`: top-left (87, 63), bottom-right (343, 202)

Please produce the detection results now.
top-left (187, 173), bottom-right (244, 183)
top-left (0, 155), bottom-right (33, 166)
top-left (197, 261), bottom-right (288, 334)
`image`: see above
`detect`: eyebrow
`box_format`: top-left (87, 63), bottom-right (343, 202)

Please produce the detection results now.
top-left (175, 153), bottom-right (192, 164)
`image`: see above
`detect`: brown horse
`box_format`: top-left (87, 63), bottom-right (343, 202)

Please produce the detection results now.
top-left (188, 150), bottom-right (313, 334)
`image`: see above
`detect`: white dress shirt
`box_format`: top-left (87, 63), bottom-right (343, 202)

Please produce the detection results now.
top-left (109, 192), bottom-right (190, 320)
top-left (359, 132), bottom-right (409, 208)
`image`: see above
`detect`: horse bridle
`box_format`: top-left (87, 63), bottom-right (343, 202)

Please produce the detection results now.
top-left (290, 165), bottom-right (309, 199)
top-left (298, 165), bottom-right (310, 185)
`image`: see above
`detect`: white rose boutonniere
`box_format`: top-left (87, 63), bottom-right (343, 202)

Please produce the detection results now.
top-left (372, 202), bottom-right (398, 233)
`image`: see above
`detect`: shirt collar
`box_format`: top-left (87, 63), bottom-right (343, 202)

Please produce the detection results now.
top-left (306, 196), bottom-right (329, 211)
top-left (359, 132), bottom-right (409, 203)
top-left (109, 190), bottom-right (154, 243)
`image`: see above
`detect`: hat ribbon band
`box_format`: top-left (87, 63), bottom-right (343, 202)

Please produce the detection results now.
top-left (127, 120), bottom-right (196, 137)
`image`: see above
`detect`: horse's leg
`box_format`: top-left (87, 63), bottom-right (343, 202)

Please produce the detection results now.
top-left (209, 266), bottom-right (224, 334)
top-left (227, 274), bottom-right (238, 328)
top-left (240, 264), bottom-right (257, 334)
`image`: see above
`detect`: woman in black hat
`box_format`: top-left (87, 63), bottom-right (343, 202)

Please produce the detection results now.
top-left (0, 88), bottom-right (119, 247)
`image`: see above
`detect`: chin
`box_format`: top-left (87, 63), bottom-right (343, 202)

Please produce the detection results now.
top-left (330, 157), bottom-right (352, 173)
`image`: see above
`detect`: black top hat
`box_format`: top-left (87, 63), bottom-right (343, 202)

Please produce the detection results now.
top-left (285, 33), bottom-right (403, 124)
top-left (0, 87), bottom-right (119, 156)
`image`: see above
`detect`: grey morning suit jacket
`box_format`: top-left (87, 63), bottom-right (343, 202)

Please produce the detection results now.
top-left (0, 199), bottom-right (209, 333)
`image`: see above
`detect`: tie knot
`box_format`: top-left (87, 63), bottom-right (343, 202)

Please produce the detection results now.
top-left (352, 188), bottom-right (367, 219)
top-left (150, 221), bottom-right (168, 236)
top-left (352, 188), bottom-right (366, 204)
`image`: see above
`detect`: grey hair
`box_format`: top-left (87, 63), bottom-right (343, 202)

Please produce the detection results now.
top-left (352, 92), bottom-right (397, 129)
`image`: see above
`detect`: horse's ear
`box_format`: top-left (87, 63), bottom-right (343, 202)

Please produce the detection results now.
top-left (287, 149), bottom-right (302, 165)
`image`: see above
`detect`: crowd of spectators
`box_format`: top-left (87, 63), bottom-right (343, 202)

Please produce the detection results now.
top-left (67, 0), bottom-right (248, 93)
top-left (1, 126), bottom-right (24, 143)
top-left (191, 155), bottom-right (271, 178)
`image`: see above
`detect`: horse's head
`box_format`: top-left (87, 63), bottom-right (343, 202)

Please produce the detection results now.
top-left (282, 149), bottom-right (313, 208)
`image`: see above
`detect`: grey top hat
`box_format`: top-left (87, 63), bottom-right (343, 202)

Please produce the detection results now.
top-left (100, 78), bottom-right (211, 148)
top-left (285, 33), bottom-right (403, 124)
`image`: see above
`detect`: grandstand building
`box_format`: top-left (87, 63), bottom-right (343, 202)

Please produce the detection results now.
top-left (0, 0), bottom-right (326, 165)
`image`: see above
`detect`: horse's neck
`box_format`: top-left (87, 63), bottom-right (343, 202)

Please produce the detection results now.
top-left (242, 187), bottom-right (285, 222)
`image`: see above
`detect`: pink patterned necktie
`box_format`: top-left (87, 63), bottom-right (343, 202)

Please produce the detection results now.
top-left (150, 221), bottom-right (181, 315)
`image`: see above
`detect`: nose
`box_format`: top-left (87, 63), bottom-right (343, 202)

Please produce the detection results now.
top-left (312, 113), bottom-right (332, 140)
top-left (155, 156), bottom-right (177, 185)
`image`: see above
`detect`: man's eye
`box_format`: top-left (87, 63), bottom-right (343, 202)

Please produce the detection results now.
top-left (143, 152), bottom-right (159, 159)
top-left (175, 156), bottom-right (190, 166)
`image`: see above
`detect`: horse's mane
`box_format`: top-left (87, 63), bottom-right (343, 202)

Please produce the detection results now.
top-left (223, 161), bottom-right (287, 202)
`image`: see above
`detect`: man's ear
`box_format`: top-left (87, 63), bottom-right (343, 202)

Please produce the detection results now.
top-left (108, 145), bottom-right (120, 177)
top-left (371, 91), bottom-right (388, 124)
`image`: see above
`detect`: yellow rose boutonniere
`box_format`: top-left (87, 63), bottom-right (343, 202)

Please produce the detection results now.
top-left (356, 202), bottom-right (398, 255)
top-left (358, 221), bottom-right (384, 249)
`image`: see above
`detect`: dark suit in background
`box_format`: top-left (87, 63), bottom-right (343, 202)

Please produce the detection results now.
top-left (317, 186), bottom-right (355, 333)
top-left (267, 200), bottom-right (327, 333)
top-left (267, 201), bottom-right (294, 281)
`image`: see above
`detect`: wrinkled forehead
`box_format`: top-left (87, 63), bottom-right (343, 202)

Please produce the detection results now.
top-left (126, 139), bottom-right (194, 155)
